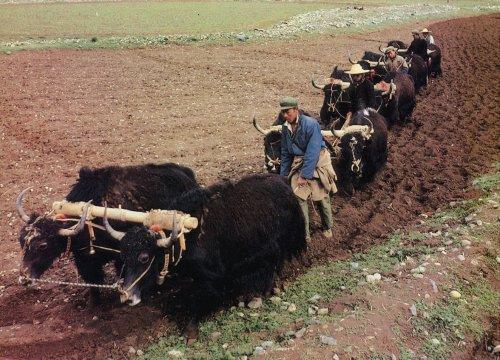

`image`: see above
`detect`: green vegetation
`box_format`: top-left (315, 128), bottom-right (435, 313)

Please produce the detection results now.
top-left (0, 0), bottom-right (498, 52)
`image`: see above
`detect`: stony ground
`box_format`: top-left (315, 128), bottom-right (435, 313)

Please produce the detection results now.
top-left (0, 13), bottom-right (499, 360)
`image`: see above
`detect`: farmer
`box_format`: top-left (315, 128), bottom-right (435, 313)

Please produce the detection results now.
top-left (279, 97), bottom-right (337, 240)
top-left (407, 29), bottom-right (429, 62)
top-left (383, 46), bottom-right (409, 74)
top-left (421, 28), bottom-right (435, 45)
top-left (345, 63), bottom-right (377, 124)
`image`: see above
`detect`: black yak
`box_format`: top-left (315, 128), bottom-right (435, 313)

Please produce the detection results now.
top-left (105, 174), bottom-right (306, 340)
top-left (375, 72), bottom-right (416, 126)
top-left (333, 108), bottom-right (388, 191)
top-left (427, 44), bottom-right (442, 77)
top-left (17, 163), bottom-right (198, 304)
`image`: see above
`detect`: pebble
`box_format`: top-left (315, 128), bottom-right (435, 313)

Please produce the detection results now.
top-left (238, 301), bottom-right (245, 308)
top-left (476, 220), bottom-right (483, 226)
top-left (430, 338), bottom-right (440, 346)
top-left (410, 304), bottom-right (417, 316)
top-left (309, 294), bottom-right (322, 303)
top-left (457, 254), bottom-right (465, 261)
top-left (261, 340), bottom-right (274, 349)
top-left (444, 240), bottom-right (453, 246)
top-left (430, 279), bottom-right (438, 293)
top-left (294, 327), bottom-right (306, 338)
top-left (222, 343), bottom-right (229, 349)
top-left (211, 331), bottom-right (221, 340)
top-left (287, 304), bottom-right (297, 313)
top-left (237, 312), bottom-right (245, 318)
top-left (450, 290), bottom-right (461, 299)
top-left (318, 308), bottom-right (329, 315)
top-left (308, 307), bottom-right (317, 315)
top-left (413, 273), bottom-right (424, 278)
top-left (350, 262), bottom-right (359, 269)
top-left (253, 346), bottom-right (266, 356)
top-left (270, 296), bottom-right (282, 305)
top-left (470, 259), bottom-right (479, 266)
top-left (333, 355), bottom-right (340, 360)
top-left (424, 293), bottom-right (430, 299)
top-left (167, 350), bottom-right (184, 358)
top-left (461, 239), bottom-right (471, 247)
top-left (273, 287), bottom-right (281, 295)
top-left (128, 347), bottom-right (136, 354)
top-left (319, 335), bottom-right (337, 346)
top-left (429, 230), bottom-right (442, 237)
top-left (496, 256), bottom-right (500, 264)
top-left (247, 297), bottom-right (262, 309)
top-left (366, 273), bottom-right (381, 283)
top-left (136, 350), bottom-right (144, 356)
top-left (92, 316), bottom-right (98, 321)
top-left (284, 339), bottom-right (295, 346)
top-left (411, 265), bottom-right (426, 274)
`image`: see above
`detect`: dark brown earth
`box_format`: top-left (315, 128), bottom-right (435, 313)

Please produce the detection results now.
top-left (0, 14), bottom-right (499, 360)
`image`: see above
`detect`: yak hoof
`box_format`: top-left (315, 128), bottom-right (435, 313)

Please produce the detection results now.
top-left (184, 320), bottom-right (199, 346)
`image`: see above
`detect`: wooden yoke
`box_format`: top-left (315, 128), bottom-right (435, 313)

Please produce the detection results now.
top-left (52, 201), bottom-right (198, 231)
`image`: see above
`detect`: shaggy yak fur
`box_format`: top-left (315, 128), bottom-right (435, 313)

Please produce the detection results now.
top-left (317, 67), bottom-right (352, 130)
top-left (378, 72), bottom-right (416, 126)
top-left (406, 54), bottom-right (428, 92)
top-left (336, 109), bottom-right (388, 191)
top-left (117, 173), bottom-right (306, 338)
top-left (18, 163), bottom-right (198, 303)
top-left (427, 44), bottom-right (442, 77)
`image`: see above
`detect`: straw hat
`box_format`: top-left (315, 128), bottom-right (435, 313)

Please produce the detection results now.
top-left (345, 63), bottom-right (369, 75)
top-left (380, 46), bottom-right (397, 54)
top-left (421, 28), bottom-right (432, 34)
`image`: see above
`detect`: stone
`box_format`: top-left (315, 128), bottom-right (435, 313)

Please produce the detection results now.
top-left (261, 340), bottom-right (274, 349)
top-left (444, 240), bottom-right (453, 246)
top-left (457, 254), bottom-right (465, 261)
top-left (247, 297), bottom-right (262, 309)
top-left (309, 294), bottom-right (322, 303)
top-left (294, 327), bottom-right (306, 338)
top-left (284, 339), bottom-right (295, 346)
top-left (253, 346), bottom-right (265, 356)
top-left (476, 220), bottom-right (483, 226)
top-left (450, 290), bottom-right (461, 299)
top-left (496, 256), bottom-right (500, 264)
top-left (461, 239), bottom-right (471, 247)
top-left (411, 265), bottom-right (426, 274)
top-left (318, 308), bottom-right (329, 315)
top-left (413, 273), bottom-right (424, 278)
top-left (273, 287), bottom-right (281, 295)
top-left (308, 307), bottom-right (317, 315)
top-left (235, 33), bottom-right (249, 42)
top-left (237, 312), bottom-right (245, 317)
top-left (92, 316), bottom-right (98, 321)
top-left (410, 304), bottom-right (417, 316)
top-left (430, 279), bottom-right (438, 293)
top-left (287, 304), bottom-right (297, 313)
top-left (168, 350), bottom-right (184, 358)
top-left (470, 259), bottom-right (479, 266)
top-left (238, 301), bottom-right (245, 308)
top-left (430, 338), bottom-right (440, 345)
top-left (222, 343), bottom-right (229, 349)
top-left (333, 355), bottom-right (340, 360)
top-left (128, 347), bottom-right (136, 354)
top-left (425, 293), bottom-right (430, 299)
top-left (319, 335), bottom-right (337, 346)
top-left (366, 273), bottom-right (381, 283)
top-left (350, 262), bottom-right (359, 269)
top-left (270, 296), bottom-right (282, 305)
top-left (211, 331), bottom-right (221, 340)
top-left (136, 349), bottom-right (144, 356)
top-left (429, 230), bottom-right (442, 237)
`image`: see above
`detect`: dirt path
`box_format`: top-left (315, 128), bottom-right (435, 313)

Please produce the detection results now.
top-left (0, 14), bottom-right (499, 360)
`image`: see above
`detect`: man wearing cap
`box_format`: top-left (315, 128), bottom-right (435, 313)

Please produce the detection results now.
top-left (345, 63), bottom-right (377, 122)
top-left (383, 46), bottom-right (408, 74)
top-left (421, 28), bottom-right (435, 45)
top-left (279, 97), bottom-right (337, 240)
top-left (407, 29), bottom-right (428, 62)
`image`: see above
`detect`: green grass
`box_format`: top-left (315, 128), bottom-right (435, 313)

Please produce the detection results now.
top-left (0, 1), bottom-right (334, 41)
top-left (0, 0), bottom-right (498, 52)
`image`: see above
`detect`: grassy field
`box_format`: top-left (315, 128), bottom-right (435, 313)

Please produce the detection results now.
top-left (0, 1), bottom-right (337, 41)
top-left (0, 0), bottom-right (498, 52)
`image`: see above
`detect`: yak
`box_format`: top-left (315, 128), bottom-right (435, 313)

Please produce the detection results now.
top-left (312, 66), bottom-right (352, 129)
top-left (333, 108), bottom-right (388, 191)
top-left (375, 72), bottom-right (416, 126)
top-left (103, 173), bottom-right (306, 341)
top-left (16, 162), bottom-right (198, 304)
top-left (427, 44), bottom-right (442, 77)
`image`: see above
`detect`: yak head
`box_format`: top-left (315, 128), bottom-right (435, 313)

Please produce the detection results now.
top-left (16, 189), bottom-right (89, 283)
top-left (252, 115), bottom-right (282, 173)
top-left (102, 207), bottom-right (179, 306)
top-left (334, 110), bottom-right (375, 182)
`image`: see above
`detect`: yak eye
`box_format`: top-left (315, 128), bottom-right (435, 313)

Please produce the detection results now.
top-left (138, 252), bottom-right (150, 264)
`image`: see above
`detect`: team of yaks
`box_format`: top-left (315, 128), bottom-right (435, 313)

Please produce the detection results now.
top-left (15, 37), bottom-right (441, 340)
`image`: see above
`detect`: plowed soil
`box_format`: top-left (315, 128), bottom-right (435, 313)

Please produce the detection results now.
top-left (0, 14), bottom-right (499, 360)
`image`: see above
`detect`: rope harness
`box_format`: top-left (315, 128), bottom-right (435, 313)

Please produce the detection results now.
top-left (326, 83), bottom-right (350, 121)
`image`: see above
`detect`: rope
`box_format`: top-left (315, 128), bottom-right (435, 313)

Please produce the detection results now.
top-left (121, 256), bottom-right (156, 294)
top-left (19, 276), bottom-right (120, 290)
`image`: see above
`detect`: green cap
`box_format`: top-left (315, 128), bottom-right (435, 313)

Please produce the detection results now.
top-left (279, 96), bottom-right (299, 110)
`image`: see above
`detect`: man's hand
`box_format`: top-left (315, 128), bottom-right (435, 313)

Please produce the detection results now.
top-left (297, 176), bottom-right (308, 187)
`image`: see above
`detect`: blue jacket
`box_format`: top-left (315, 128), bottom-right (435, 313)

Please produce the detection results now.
top-left (280, 114), bottom-right (326, 179)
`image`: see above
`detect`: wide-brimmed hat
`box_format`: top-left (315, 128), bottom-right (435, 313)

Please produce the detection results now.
top-left (346, 63), bottom-right (369, 75)
top-left (279, 96), bottom-right (299, 111)
top-left (421, 28), bottom-right (432, 34)
top-left (380, 46), bottom-right (398, 54)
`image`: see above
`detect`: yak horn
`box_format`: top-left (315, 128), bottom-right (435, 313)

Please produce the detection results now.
top-left (156, 210), bottom-right (177, 247)
top-left (252, 115), bottom-right (270, 135)
top-left (311, 78), bottom-right (324, 89)
top-left (379, 45), bottom-right (385, 53)
top-left (348, 56), bottom-right (357, 65)
top-left (333, 125), bottom-right (371, 138)
top-left (427, 49), bottom-right (435, 55)
top-left (102, 202), bottom-right (125, 241)
top-left (58, 201), bottom-right (92, 237)
top-left (16, 188), bottom-right (31, 223)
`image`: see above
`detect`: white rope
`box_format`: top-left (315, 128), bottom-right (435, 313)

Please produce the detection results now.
top-left (19, 276), bottom-right (120, 290)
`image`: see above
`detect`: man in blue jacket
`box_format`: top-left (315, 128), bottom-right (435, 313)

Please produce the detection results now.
top-left (279, 97), bottom-right (337, 240)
